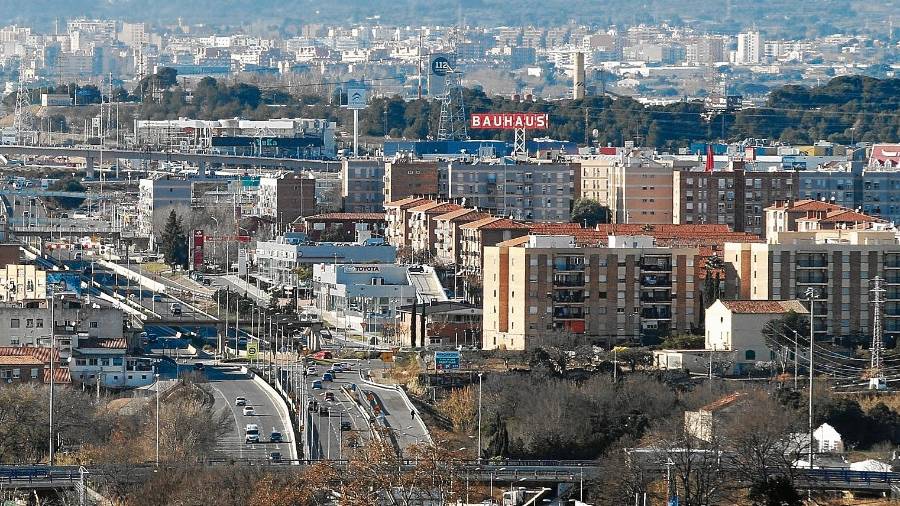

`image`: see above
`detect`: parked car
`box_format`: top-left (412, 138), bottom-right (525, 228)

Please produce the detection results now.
top-left (324, 392), bottom-right (335, 401)
top-left (235, 397), bottom-right (247, 406)
top-left (270, 430), bottom-right (283, 443)
top-left (340, 420), bottom-right (352, 431)
top-left (242, 406), bottom-right (255, 416)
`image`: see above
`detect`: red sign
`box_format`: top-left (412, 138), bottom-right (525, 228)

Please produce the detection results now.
top-left (192, 229), bottom-right (204, 269)
top-left (470, 112), bottom-right (549, 130)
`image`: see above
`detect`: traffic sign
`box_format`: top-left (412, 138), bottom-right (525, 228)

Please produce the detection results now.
top-left (347, 88), bottom-right (367, 110)
top-left (434, 351), bottom-right (461, 370)
top-left (247, 341), bottom-right (259, 359)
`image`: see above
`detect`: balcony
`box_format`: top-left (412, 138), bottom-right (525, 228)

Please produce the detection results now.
top-left (886, 289), bottom-right (900, 300)
top-left (796, 254), bottom-right (828, 268)
top-left (553, 258), bottom-right (585, 272)
top-left (641, 257), bottom-right (672, 272)
top-left (641, 275), bottom-right (672, 287)
top-left (553, 274), bottom-right (585, 287)
top-left (796, 274), bottom-right (828, 284)
top-left (641, 308), bottom-right (672, 320)
top-left (641, 292), bottom-right (673, 303)
top-left (553, 290), bottom-right (585, 303)
top-left (885, 254), bottom-right (900, 268)
top-left (553, 308), bottom-right (585, 319)
top-left (885, 273), bottom-right (900, 284)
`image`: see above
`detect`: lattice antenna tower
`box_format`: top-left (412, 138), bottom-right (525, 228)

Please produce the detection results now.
top-left (436, 27), bottom-right (468, 141)
top-left (13, 62), bottom-right (33, 145)
top-left (870, 276), bottom-right (887, 390)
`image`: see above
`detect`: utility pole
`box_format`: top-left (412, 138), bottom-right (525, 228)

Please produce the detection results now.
top-left (806, 287), bottom-right (816, 471)
top-left (48, 292), bottom-right (55, 465)
top-left (477, 372), bottom-right (483, 460)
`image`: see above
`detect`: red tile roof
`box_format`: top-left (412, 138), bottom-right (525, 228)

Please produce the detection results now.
top-left (384, 197), bottom-right (432, 209)
top-left (699, 392), bottom-right (748, 413)
top-left (497, 236), bottom-right (531, 247)
top-left (720, 300), bottom-right (808, 314)
top-left (0, 346), bottom-right (60, 364)
top-left (820, 209), bottom-right (881, 223)
top-left (411, 202), bottom-right (463, 215)
top-left (44, 367), bottom-right (71, 384)
top-left (460, 217), bottom-right (529, 231)
top-left (78, 338), bottom-right (127, 350)
top-left (768, 199), bottom-right (844, 212)
top-left (434, 208), bottom-right (490, 223)
top-left (0, 356), bottom-right (45, 366)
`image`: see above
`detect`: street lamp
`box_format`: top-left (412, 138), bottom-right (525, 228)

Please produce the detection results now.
top-left (806, 286), bottom-right (817, 471)
top-left (155, 373), bottom-right (160, 468)
top-left (477, 372), bottom-right (483, 460)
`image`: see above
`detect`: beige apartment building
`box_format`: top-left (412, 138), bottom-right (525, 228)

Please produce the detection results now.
top-left (458, 217), bottom-right (531, 277)
top-left (384, 197), bottom-right (432, 251)
top-left (605, 156), bottom-right (675, 224)
top-left (482, 234), bottom-right (701, 350)
top-left (724, 200), bottom-right (899, 344)
top-left (408, 202), bottom-right (463, 260)
top-left (433, 208), bottom-right (490, 268)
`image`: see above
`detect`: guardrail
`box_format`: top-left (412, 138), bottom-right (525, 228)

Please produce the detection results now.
top-left (356, 370), bottom-right (433, 445)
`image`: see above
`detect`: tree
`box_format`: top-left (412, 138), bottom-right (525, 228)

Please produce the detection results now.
top-left (159, 209), bottom-right (188, 271)
top-left (571, 198), bottom-right (611, 226)
top-left (762, 310), bottom-right (810, 350)
top-left (437, 386), bottom-right (477, 432)
top-left (47, 178), bottom-right (86, 210)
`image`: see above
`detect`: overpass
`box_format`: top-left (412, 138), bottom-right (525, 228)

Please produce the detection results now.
top-left (0, 145), bottom-right (341, 178)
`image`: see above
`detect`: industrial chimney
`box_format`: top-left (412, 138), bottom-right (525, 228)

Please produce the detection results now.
top-left (572, 51), bottom-right (585, 100)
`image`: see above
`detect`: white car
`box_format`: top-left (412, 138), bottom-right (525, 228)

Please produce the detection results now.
top-left (242, 405), bottom-right (255, 416)
top-left (235, 397), bottom-right (247, 406)
top-left (305, 366), bottom-right (317, 375)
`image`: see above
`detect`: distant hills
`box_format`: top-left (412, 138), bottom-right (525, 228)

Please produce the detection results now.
top-left (1, 0), bottom-right (893, 40)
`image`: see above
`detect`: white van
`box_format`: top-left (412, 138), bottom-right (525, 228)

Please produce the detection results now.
top-left (245, 424), bottom-right (260, 444)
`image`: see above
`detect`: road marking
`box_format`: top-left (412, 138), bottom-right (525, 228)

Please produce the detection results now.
top-left (208, 381), bottom-right (243, 459)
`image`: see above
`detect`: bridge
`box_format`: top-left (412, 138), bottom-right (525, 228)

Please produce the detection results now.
top-left (0, 145), bottom-right (341, 178)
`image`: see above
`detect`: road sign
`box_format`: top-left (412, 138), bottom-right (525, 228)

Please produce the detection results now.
top-left (431, 56), bottom-right (453, 76)
top-left (347, 88), bottom-right (367, 110)
top-left (247, 341), bottom-right (259, 359)
top-left (434, 351), bottom-right (460, 370)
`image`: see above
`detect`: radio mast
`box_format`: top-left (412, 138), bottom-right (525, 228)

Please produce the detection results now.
top-left (870, 276), bottom-right (887, 390)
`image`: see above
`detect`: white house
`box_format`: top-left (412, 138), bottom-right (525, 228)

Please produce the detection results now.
top-left (814, 423), bottom-right (845, 454)
top-left (705, 299), bottom-right (808, 374)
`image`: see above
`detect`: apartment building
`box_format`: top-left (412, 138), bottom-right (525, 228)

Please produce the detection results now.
top-left (578, 155), bottom-right (618, 203)
top-left (797, 161), bottom-right (862, 210)
top-left (725, 200), bottom-right (899, 344)
top-left (445, 160), bottom-right (581, 222)
top-left (256, 173), bottom-right (316, 224)
top-left (482, 234), bottom-right (700, 350)
top-left (408, 202), bottom-right (463, 260)
top-left (137, 176), bottom-right (193, 238)
top-left (383, 161), bottom-right (439, 204)
top-left (458, 217), bottom-right (531, 277)
top-left (605, 155), bottom-right (675, 224)
top-left (0, 264), bottom-right (46, 302)
top-left (384, 197), bottom-right (432, 250)
top-left (672, 167), bottom-right (799, 235)
top-left (342, 159), bottom-right (385, 213)
top-left (434, 208), bottom-right (491, 267)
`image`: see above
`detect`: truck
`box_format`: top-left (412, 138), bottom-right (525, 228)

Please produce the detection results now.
top-left (170, 302), bottom-right (182, 316)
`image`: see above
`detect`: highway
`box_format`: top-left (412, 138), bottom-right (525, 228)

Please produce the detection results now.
top-left (204, 363), bottom-right (297, 462)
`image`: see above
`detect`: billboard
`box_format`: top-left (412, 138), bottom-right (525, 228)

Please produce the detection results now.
top-left (347, 88), bottom-right (367, 110)
top-left (434, 351), bottom-right (461, 370)
top-left (431, 56), bottom-right (453, 76)
top-left (192, 230), bottom-right (204, 271)
top-left (470, 113), bottom-right (549, 130)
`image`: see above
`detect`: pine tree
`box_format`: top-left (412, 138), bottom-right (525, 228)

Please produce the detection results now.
top-left (160, 209), bottom-right (188, 271)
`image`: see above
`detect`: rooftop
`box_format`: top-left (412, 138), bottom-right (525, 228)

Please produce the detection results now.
top-left (433, 208), bottom-right (489, 222)
top-left (301, 213), bottom-right (385, 222)
top-left (720, 299), bottom-right (808, 314)
top-left (384, 197), bottom-right (433, 209)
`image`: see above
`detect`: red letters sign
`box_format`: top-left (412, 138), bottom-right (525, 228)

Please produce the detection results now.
top-left (192, 229), bottom-right (204, 270)
top-left (470, 112), bottom-right (549, 130)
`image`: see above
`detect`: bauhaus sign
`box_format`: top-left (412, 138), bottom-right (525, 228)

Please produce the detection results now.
top-left (470, 113), bottom-right (549, 130)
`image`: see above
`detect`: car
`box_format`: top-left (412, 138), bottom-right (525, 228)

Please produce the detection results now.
top-left (235, 397), bottom-right (247, 406)
top-left (269, 451), bottom-right (282, 463)
top-left (270, 430), bottom-right (283, 443)
top-left (305, 366), bottom-right (317, 375)
top-left (340, 420), bottom-right (352, 431)
top-left (307, 399), bottom-right (319, 412)
top-left (311, 380), bottom-right (323, 390)
top-left (322, 373), bottom-right (333, 382)
top-left (170, 302), bottom-right (182, 316)
top-left (329, 365), bottom-right (342, 373)
top-left (152, 294), bottom-right (162, 302)
top-left (194, 363), bottom-right (204, 371)
top-left (318, 406), bottom-right (329, 417)
top-left (324, 392), bottom-right (335, 401)
top-left (337, 362), bottom-right (352, 371)
top-left (242, 406), bottom-right (255, 416)
top-left (202, 278), bottom-right (212, 286)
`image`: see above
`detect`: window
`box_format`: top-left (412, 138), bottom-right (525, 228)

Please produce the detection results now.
top-left (12, 368), bottom-right (19, 379)
top-left (26, 319), bottom-right (33, 328)
top-left (89, 321), bottom-right (99, 329)
top-left (35, 319), bottom-right (43, 328)
top-left (745, 350), bottom-right (756, 361)
top-left (30, 368), bottom-right (38, 379)
top-left (9, 319), bottom-right (19, 329)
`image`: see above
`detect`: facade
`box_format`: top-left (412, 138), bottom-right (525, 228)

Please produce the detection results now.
top-left (0, 347), bottom-right (70, 386)
top-left (458, 217), bottom-right (531, 277)
top-left (297, 213), bottom-right (386, 242)
top-left (433, 208), bottom-right (491, 268)
top-left (256, 173), bottom-right (316, 224)
top-left (578, 155), bottom-right (618, 203)
top-left (69, 336), bottom-right (156, 388)
top-left (606, 155), bottom-right (675, 224)
top-left (312, 263), bottom-right (425, 335)
top-left (134, 118), bottom-right (336, 158)
top-left (725, 201), bottom-right (899, 344)
top-left (672, 167), bottom-right (799, 235)
top-left (736, 31), bottom-right (762, 64)
top-left (798, 161), bottom-right (862, 210)
top-left (255, 233), bottom-right (396, 288)
top-left (384, 197), bottom-right (432, 250)
top-left (342, 159), bottom-right (385, 213)
top-left (408, 202), bottom-right (463, 260)
top-left (383, 161), bottom-right (439, 204)
top-left (0, 264), bottom-right (47, 302)
top-left (705, 299), bottom-right (808, 373)
top-left (445, 161), bottom-right (581, 222)
top-left (0, 296), bottom-right (124, 357)
top-left (396, 301), bottom-right (482, 348)
top-left (137, 177), bottom-right (193, 238)
top-left (482, 234), bottom-right (701, 350)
